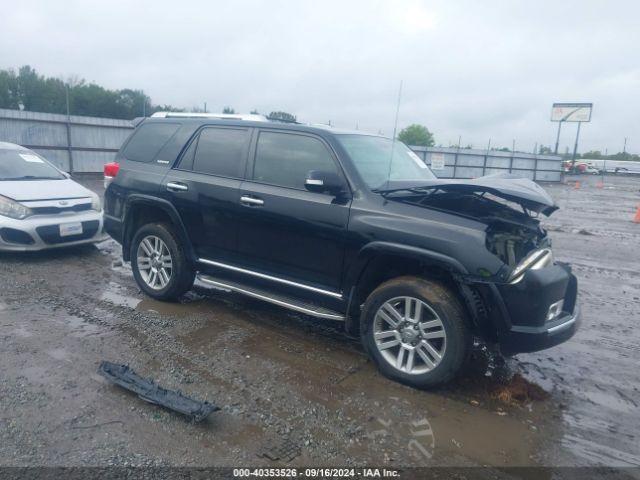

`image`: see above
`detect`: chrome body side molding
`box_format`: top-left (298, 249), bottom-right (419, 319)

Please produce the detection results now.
top-left (197, 257), bottom-right (343, 299)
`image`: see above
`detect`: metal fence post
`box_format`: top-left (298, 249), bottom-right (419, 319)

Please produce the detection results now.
top-left (509, 140), bottom-right (515, 174)
top-left (65, 85), bottom-right (73, 174)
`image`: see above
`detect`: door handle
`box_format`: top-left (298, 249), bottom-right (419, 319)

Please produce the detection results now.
top-left (166, 181), bottom-right (188, 192)
top-left (240, 195), bottom-right (264, 206)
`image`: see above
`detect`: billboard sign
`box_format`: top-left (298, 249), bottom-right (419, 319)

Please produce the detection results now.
top-left (551, 103), bottom-right (592, 122)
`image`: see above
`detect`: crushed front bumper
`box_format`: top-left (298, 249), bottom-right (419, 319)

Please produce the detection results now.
top-left (490, 262), bottom-right (581, 355)
top-left (499, 305), bottom-right (581, 355)
top-left (0, 210), bottom-right (108, 252)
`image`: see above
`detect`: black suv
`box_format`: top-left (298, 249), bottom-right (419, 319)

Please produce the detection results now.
top-left (104, 113), bottom-right (580, 388)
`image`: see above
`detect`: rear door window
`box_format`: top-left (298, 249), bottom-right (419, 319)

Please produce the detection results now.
top-left (252, 131), bottom-right (339, 190)
top-left (191, 127), bottom-right (249, 178)
top-left (121, 122), bottom-right (181, 163)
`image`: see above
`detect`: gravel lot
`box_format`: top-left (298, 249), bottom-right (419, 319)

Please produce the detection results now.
top-left (0, 174), bottom-right (639, 469)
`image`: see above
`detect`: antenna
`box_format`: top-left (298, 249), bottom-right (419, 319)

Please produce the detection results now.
top-left (385, 80), bottom-right (403, 188)
top-left (391, 80), bottom-right (403, 141)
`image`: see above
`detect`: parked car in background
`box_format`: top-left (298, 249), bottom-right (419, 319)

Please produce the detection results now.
top-left (562, 161), bottom-right (601, 174)
top-left (104, 113), bottom-right (580, 388)
top-left (0, 142), bottom-right (106, 251)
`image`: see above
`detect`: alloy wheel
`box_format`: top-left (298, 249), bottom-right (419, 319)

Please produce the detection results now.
top-left (373, 296), bottom-right (447, 375)
top-left (136, 235), bottom-right (173, 290)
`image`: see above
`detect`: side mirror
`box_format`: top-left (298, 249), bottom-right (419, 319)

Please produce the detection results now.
top-left (304, 170), bottom-right (346, 195)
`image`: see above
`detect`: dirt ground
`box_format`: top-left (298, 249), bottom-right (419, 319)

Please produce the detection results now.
top-left (0, 174), bottom-right (639, 470)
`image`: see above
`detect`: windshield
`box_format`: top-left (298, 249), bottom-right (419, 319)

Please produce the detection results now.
top-left (0, 149), bottom-right (65, 181)
top-left (337, 135), bottom-right (436, 190)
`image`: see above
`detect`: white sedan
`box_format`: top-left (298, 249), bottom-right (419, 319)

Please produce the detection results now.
top-left (0, 142), bottom-right (107, 251)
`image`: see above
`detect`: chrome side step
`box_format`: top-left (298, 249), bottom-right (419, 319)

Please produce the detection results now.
top-left (197, 274), bottom-right (345, 321)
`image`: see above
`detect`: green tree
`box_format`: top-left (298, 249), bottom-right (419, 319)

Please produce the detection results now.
top-left (581, 150), bottom-right (602, 158)
top-left (0, 69), bottom-right (19, 109)
top-left (268, 111), bottom-right (297, 123)
top-left (222, 106), bottom-right (235, 114)
top-left (397, 124), bottom-right (435, 147)
top-left (538, 145), bottom-right (553, 155)
top-left (0, 65), bottom-right (182, 119)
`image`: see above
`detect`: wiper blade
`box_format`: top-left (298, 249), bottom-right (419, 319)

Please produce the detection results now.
top-left (372, 185), bottom-right (438, 196)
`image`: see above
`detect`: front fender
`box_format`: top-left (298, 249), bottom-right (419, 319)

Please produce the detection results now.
top-left (342, 241), bottom-right (469, 334)
top-left (343, 241), bottom-right (468, 294)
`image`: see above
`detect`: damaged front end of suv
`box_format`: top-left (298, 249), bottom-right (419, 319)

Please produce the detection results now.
top-left (374, 173), bottom-right (580, 356)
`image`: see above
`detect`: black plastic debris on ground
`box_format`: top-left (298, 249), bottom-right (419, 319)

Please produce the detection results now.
top-left (98, 361), bottom-right (219, 422)
top-left (258, 437), bottom-right (301, 462)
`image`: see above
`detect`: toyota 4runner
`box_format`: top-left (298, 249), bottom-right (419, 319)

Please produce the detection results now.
top-left (104, 112), bottom-right (580, 388)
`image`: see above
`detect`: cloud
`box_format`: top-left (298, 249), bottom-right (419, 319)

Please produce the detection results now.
top-left (1, 0), bottom-right (638, 153)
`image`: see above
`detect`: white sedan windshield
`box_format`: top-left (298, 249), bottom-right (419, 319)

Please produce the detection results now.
top-left (0, 149), bottom-right (65, 181)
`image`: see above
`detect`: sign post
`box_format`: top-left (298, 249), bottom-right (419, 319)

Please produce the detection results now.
top-left (551, 103), bottom-right (593, 170)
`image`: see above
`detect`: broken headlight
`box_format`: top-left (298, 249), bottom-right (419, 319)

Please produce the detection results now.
top-left (0, 194), bottom-right (32, 220)
top-left (508, 248), bottom-right (553, 283)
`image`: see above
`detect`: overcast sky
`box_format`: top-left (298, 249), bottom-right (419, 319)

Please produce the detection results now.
top-left (1, 0), bottom-right (639, 153)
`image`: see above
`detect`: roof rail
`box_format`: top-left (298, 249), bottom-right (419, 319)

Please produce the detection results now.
top-left (151, 112), bottom-right (269, 122)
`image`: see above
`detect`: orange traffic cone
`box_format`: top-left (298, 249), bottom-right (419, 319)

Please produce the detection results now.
top-left (633, 205), bottom-right (640, 224)
top-left (596, 181), bottom-right (604, 189)
top-left (574, 181), bottom-right (581, 189)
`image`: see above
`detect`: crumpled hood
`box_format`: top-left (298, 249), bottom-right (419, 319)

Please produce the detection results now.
top-left (0, 178), bottom-right (92, 201)
top-left (387, 172), bottom-right (558, 216)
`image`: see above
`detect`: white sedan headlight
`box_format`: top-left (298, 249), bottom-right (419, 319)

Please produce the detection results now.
top-left (0, 194), bottom-right (32, 220)
top-left (91, 193), bottom-right (102, 212)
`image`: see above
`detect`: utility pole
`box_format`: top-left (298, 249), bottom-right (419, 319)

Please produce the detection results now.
top-left (65, 84), bottom-right (73, 174)
top-left (203, 102), bottom-right (207, 113)
top-left (623, 137), bottom-right (628, 155)
top-left (554, 120), bottom-right (563, 154)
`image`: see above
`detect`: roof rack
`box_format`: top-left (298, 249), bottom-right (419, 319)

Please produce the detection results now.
top-left (151, 112), bottom-right (269, 122)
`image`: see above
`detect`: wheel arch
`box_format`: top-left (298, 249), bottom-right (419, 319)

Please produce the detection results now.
top-left (122, 195), bottom-right (194, 263)
top-left (344, 242), bottom-right (485, 335)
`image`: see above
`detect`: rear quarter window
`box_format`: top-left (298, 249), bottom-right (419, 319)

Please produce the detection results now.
top-left (121, 122), bottom-right (180, 163)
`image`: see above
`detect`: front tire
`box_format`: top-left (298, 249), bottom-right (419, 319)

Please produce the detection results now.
top-left (361, 276), bottom-right (471, 388)
top-left (130, 222), bottom-right (194, 301)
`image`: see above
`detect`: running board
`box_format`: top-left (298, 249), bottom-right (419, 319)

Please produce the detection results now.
top-left (197, 274), bottom-right (345, 321)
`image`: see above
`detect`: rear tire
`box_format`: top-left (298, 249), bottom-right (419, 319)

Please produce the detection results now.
top-left (130, 222), bottom-right (194, 301)
top-left (361, 276), bottom-right (471, 388)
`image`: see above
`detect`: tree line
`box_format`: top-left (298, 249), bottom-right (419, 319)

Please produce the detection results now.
top-left (0, 65), bottom-right (297, 122)
top-left (0, 65), bottom-right (178, 119)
